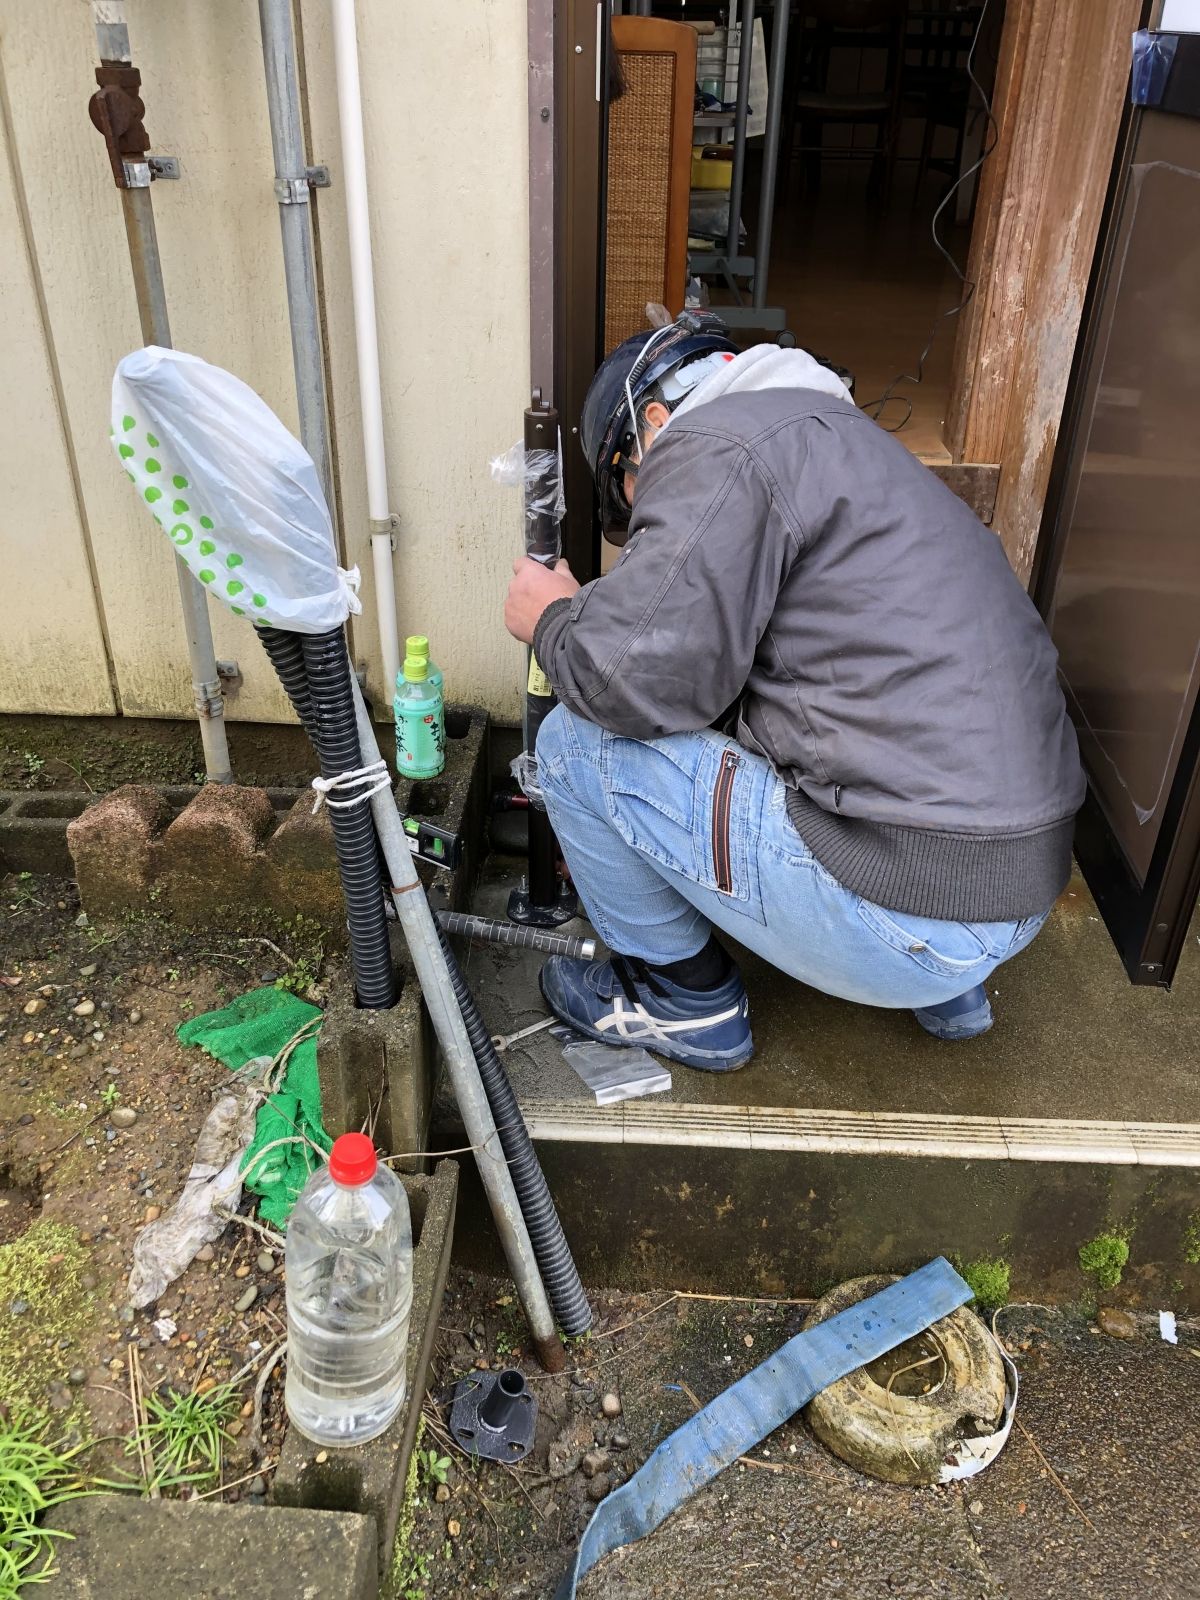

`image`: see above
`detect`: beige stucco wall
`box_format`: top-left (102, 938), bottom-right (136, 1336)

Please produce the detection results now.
top-left (0, 0), bottom-right (528, 724)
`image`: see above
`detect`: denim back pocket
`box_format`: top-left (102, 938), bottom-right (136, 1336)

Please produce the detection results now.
top-left (856, 901), bottom-right (1002, 980)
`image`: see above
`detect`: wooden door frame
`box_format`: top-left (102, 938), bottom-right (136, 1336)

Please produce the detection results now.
top-left (945, 0), bottom-right (1143, 583)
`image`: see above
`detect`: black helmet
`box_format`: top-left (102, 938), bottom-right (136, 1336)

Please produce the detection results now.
top-left (580, 310), bottom-right (739, 541)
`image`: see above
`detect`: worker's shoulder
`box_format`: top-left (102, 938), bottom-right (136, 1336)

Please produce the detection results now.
top-left (666, 388), bottom-right (869, 451)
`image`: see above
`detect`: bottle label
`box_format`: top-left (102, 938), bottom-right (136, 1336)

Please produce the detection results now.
top-left (527, 654), bottom-right (553, 699)
top-left (397, 702), bottom-right (445, 776)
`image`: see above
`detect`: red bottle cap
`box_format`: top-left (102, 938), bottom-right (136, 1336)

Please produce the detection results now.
top-left (328, 1132), bottom-right (378, 1186)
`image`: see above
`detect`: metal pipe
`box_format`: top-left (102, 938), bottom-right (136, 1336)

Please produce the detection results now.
top-left (349, 678), bottom-right (565, 1370)
top-left (752, 0), bottom-right (790, 310)
top-left (89, 4), bottom-right (231, 785)
top-left (258, 0), bottom-right (335, 517)
top-left (330, 0), bottom-right (402, 696)
top-left (725, 0), bottom-right (755, 262)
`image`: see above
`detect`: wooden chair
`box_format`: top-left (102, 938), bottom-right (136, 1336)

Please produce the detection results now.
top-left (604, 16), bottom-right (697, 353)
top-left (783, 0), bottom-right (906, 203)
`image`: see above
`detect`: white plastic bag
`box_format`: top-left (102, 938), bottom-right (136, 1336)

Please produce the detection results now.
top-left (111, 346), bottom-right (361, 633)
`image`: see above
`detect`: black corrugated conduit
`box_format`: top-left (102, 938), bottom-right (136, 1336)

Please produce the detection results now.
top-left (259, 626), bottom-right (395, 1011)
top-left (434, 921), bottom-right (592, 1336)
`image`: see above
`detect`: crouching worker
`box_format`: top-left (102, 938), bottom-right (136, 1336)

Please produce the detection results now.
top-left (502, 312), bottom-right (1084, 1072)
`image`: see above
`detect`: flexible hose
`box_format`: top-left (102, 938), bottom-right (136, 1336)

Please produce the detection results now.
top-left (437, 912), bottom-right (595, 961)
top-left (435, 921), bottom-right (592, 1335)
top-left (259, 626), bottom-right (396, 1010)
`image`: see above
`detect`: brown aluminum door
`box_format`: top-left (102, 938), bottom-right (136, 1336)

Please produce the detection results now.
top-left (1039, 96), bottom-right (1200, 985)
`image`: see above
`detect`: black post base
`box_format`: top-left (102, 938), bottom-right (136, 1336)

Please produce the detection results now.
top-left (507, 876), bottom-right (579, 929)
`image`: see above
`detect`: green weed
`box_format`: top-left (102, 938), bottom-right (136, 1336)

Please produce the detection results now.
top-left (0, 1411), bottom-right (95, 1596)
top-left (129, 1383), bottom-right (238, 1493)
top-left (416, 1447), bottom-right (451, 1490)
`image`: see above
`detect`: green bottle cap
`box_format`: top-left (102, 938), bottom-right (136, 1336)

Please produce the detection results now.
top-left (399, 635), bottom-right (429, 683)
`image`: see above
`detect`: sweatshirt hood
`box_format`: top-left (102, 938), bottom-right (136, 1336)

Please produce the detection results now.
top-left (663, 343), bottom-right (853, 434)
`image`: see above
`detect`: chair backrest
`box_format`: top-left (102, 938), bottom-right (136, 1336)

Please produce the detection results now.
top-left (906, 3), bottom-right (983, 75)
top-left (605, 17), bottom-right (697, 353)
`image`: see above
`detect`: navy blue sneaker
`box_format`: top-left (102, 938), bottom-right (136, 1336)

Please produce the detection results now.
top-left (912, 983), bottom-right (993, 1041)
top-left (539, 954), bottom-right (753, 1072)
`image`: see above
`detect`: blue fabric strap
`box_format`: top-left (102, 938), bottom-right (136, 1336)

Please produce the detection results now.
top-left (555, 1257), bottom-right (971, 1599)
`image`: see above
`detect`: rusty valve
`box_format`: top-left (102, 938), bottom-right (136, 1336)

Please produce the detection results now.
top-left (88, 64), bottom-right (150, 188)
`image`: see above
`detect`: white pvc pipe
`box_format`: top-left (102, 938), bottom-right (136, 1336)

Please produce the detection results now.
top-left (331, 0), bottom-right (402, 697)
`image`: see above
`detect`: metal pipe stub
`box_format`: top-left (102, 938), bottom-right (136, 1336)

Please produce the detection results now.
top-left (449, 1368), bottom-right (538, 1463)
top-left (511, 395), bottom-right (579, 929)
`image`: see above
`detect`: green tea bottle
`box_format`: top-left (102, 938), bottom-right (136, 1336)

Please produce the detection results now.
top-left (394, 635), bottom-right (445, 779)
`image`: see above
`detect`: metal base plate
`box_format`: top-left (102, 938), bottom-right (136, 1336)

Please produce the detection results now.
top-left (449, 1371), bottom-right (538, 1463)
top-left (507, 882), bottom-right (579, 928)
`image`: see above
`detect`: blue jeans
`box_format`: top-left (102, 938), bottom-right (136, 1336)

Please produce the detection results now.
top-left (536, 705), bottom-right (1048, 1011)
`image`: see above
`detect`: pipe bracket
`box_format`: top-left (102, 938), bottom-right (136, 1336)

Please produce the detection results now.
top-left (370, 514), bottom-right (400, 551)
top-left (193, 678), bottom-right (227, 720)
top-left (273, 166), bottom-right (331, 205)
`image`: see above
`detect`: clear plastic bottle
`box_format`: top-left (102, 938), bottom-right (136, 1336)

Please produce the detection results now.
top-left (284, 1133), bottom-right (413, 1447)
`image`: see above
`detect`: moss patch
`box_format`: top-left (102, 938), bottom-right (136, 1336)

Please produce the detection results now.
top-left (960, 1257), bottom-right (1011, 1310)
top-left (0, 1221), bottom-right (93, 1413)
top-left (1182, 1213), bottom-right (1200, 1268)
top-left (386, 1415), bottom-right (432, 1600)
top-left (1078, 1231), bottom-right (1130, 1292)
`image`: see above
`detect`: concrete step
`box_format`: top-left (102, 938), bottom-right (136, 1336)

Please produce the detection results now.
top-left (437, 864), bottom-right (1200, 1308)
top-left (42, 1497), bottom-right (377, 1600)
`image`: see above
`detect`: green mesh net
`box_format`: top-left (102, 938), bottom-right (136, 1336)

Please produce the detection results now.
top-left (178, 987), bottom-right (331, 1227)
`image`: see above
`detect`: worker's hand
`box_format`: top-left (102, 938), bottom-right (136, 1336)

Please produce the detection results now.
top-left (504, 556), bottom-right (580, 645)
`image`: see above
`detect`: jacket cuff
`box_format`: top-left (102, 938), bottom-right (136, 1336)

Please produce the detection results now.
top-left (532, 596), bottom-right (572, 678)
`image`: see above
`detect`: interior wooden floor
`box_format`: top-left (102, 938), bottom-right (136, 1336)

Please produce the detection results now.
top-left (721, 162), bottom-right (972, 463)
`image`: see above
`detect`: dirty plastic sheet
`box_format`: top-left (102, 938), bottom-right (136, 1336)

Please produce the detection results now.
top-left (126, 1071), bottom-right (264, 1308)
top-left (555, 1258), bottom-right (974, 1600)
top-left (548, 1022), bottom-right (671, 1106)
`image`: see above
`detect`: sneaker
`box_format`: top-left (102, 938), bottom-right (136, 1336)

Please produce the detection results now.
top-left (912, 983), bottom-right (993, 1041)
top-left (539, 954), bottom-right (753, 1072)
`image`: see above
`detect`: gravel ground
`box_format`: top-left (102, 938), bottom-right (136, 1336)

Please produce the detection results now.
top-left (6, 873), bottom-right (1198, 1598)
top-left (0, 873), bottom-right (309, 1494)
top-left (407, 1278), bottom-right (1200, 1598)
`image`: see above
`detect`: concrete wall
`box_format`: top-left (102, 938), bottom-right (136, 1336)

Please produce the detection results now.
top-left (0, 0), bottom-right (529, 723)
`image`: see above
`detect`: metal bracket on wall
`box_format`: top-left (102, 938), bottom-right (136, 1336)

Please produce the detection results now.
top-left (273, 166), bottom-right (332, 205)
top-left (121, 155), bottom-right (180, 188)
top-left (215, 660), bottom-right (242, 690)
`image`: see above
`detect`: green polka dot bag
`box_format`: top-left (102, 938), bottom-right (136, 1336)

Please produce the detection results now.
top-left (110, 347), bottom-right (361, 633)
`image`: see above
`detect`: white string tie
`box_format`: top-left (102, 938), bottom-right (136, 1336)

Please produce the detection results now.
top-left (310, 758), bottom-right (390, 814)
